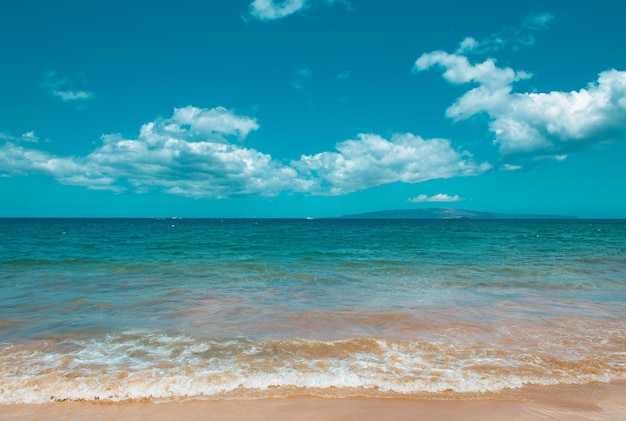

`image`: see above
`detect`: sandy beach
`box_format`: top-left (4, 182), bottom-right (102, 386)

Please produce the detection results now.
top-left (1, 381), bottom-right (625, 421)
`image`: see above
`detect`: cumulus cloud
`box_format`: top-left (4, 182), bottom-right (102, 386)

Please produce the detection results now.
top-left (43, 71), bottom-right (94, 103)
top-left (295, 133), bottom-right (491, 195)
top-left (488, 70), bottom-right (626, 155)
top-left (415, 51), bottom-right (626, 165)
top-left (408, 193), bottom-right (464, 203)
top-left (415, 13), bottom-right (626, 168)
top-left (415, 51), bottom-right (531, 90)
top-left (0, 142), bottom-right (117, 190)
top-left (248, 0), bottom-right (348, 21)
top-left (167, 106), bottom-right (259, 140)
top-left (82, 106), bottom-right (306, 198)
top-left (0, 107), bottom-right (289, 197)
top-left (0, 106), bottom-right (490, 198)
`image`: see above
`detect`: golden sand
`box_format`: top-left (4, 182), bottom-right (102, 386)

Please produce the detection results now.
top-left (1, 381), bottom-right (625, 421)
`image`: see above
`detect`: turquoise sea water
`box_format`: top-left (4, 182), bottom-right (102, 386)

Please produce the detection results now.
top-left (1, 218), bottom-right (625, 403)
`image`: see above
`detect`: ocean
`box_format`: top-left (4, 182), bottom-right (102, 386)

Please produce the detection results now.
top-left (1, 218), bottom-right (625, 404)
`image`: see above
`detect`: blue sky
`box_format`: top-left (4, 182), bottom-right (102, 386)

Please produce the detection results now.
top-left (1, 0), bottom-right (626, 218)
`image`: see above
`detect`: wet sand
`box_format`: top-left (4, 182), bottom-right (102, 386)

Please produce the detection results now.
top-left (1, 381), bottom-right (625, 421)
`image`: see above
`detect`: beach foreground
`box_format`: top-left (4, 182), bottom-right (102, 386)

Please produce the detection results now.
top-left (1, 381), bottom-right (625, 421)
top-left (2, 219), bottom-right (625, 418)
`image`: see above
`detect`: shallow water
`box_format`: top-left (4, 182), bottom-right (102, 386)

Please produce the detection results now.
top-left (1, 218), bottom-right (625, 403)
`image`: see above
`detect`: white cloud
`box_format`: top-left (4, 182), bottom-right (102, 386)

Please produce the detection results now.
top-left (44, 71), bottom-right (94, 102)
top-left (408, 194), bottom-right (464, 203)
top-left (248, 0), bottom-right (348, 21)
top-left (0, 131), bottom-right (39, 143)
top-left (502, 164), bottom-right (522, 171)
top-left (416, 51), bottom-right (626, 164)
top-left (248, 0), bottom-right (306, 21)
top-left (415, 51), bottom-right (530, 90)
top-left (490, 70), bottom-right (626, 155)
top-left (0, 106), bottom-right (288, 197)
top-left (295, 133), bottom-right (491, 195)
top-left (168, 106), bottom-right (259, 140)
top-left (456, 12), bottom-right (554, 55)
top-left (456, 37), bottom-right (479, 54)
top-left (20, 131), bottom-right (39, 143)
top-left (523, 12), bottom-right (555, 30)
top-left (0, 142), bottom-right (118, 190)
top-left (0, 106), bottom-right (491, 198)
top-left (85, 106), bottom-right (304, 198)
top-left (50, 90), bottom-right (94, 102)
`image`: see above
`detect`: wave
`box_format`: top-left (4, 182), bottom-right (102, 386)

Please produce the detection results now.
top-left (1, 329), bottom-right (624, 404)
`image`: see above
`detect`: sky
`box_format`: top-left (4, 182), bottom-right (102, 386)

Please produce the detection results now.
top-left (1, 0), bottom-right (626, 218)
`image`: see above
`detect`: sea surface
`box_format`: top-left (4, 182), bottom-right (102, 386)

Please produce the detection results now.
top-left (1, 218), bottom-right (625, 404)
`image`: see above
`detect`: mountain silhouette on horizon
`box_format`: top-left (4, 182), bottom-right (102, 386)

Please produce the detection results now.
top-left (335, 208), bottom-right (577, 220)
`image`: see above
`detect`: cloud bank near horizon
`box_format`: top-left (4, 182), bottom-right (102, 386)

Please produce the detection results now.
top-left (408, 194), bottom-right (464, 203)
top-left (0, 106), bottom-right (488, 198)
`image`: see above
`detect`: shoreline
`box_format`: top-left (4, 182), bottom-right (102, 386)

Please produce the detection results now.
top-left (2, 381), bottom-right (625, 421)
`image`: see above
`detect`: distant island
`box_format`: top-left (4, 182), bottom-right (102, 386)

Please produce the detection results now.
top-left (335, 208), bottom-right (577, 220)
